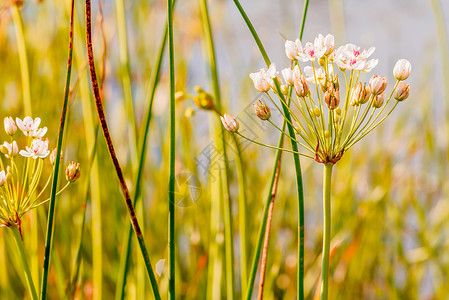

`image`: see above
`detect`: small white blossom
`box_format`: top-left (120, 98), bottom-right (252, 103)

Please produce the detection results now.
top-left (16, 117), bottom-right (41, 136)
top-left (1, 141), bottom-right (18, 158)
top-left (4, 117), bottom-right (17, 136)
top-left (19, 138), bottom-right (50, 159)
top-left (304, 66), bottom-right (326, 84)
top-left (220, 114), bottom-right (239, 133)
top-left (314, 34), bottom-right (335, 56)
top-left (29, 127), bottom-right (48, 138)
top-left (285, 39), bottom-right (302, 61)
top-left (298, 41), bottom-right (326, 62)
top-left (335, 44), bottom-right (378, 72)
top-left (249, 69), bottom-right (270, 92)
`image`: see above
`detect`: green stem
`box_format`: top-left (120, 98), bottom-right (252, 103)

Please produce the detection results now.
top-left (167, 0), bottom-right (176, 296)
top-left (114, 1), bottom-right (175, 299)
top-left (11, 4), bottom-right (32, 116)
top-left (11, 226), bottom-right (38, 300)
top-left (321, 163), bottom-right (333, 300)
top-left (40, 0), bottom-right (74, 297)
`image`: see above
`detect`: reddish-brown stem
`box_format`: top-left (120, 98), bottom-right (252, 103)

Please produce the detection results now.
top-left (84, 0), bottom-right (160, 297)
top-left (257, 151), bottom-right (283, 300)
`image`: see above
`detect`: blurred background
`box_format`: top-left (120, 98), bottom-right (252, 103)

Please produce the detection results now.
top-left (0, 0), bottom-right (448, 299)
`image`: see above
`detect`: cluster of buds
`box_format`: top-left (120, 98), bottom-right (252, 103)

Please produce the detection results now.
top-left (0, 116), bottom-right (80, 228)
top-left (221, 34), bottom-right (411, 164)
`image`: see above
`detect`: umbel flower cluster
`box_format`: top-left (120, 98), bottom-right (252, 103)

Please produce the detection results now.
top-left (221, 34), bottom-right (411, 163)
top-left (0, 116), bottom-right (80, 230)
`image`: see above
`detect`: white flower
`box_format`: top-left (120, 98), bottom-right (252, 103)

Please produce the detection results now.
top-left (314, 34), bottom-right (335, 56)
top-left (334, 44), bottom-right (378, 72)
top-left (16, 117), bottom-right (41, 136)
top-left (1, 141), bottom-right (18, 158)
top-left (282, 68), bottom-right (295, 86)
top-left (249, 69), bottom-right (270, 92)
top-left (304, 66), bottom-right (326, 84)
top-left (285, 39), bottom-right (302, 61)
top-left (298, 41), bottom-right (326, 62)
top-left (29, 127), bottom-right (47, 138)
top-left (4, 117), bottom-right (17, 136)
top-left (393, 59), bottom-right (411, 81)
top-left (19, 138), bottom-right (50, 159)
top-left (0, 171), bottom-right (5, 187)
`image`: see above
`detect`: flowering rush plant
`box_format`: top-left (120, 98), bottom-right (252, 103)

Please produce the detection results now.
top-left (0, 116), bottom-right (80, 232)
top-left (221, 33), bottom-right (411, 164)
top-left (221, 33), bottom-right (411, 299)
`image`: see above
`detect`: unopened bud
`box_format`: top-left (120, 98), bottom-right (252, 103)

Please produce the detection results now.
top-left (293, 74), bottom-right (310, 97)
top-left (4, 117), bottom-right (17, 136)
top-left (335, 107), bottom-right (341, 115)
top-left (324, 131), bottom-right (330, 138)
top-left (280, 85), bottom-right (289, 95)
top-left (393, 59), bottom-right (411, 81)
top-left (220, 114), bottom-right (239, 133)
top-left (66, 162), bottom-right (81, 182)
top-left (394, 82), bottom-right (410, 102)
top-left (194, 86), bottom-right (203, 93)
top-left (253, 100), bottom-right (271, 120)
top-left (369, 75), bottom-right (387, 95)
top-left (314, 107), bottom-right (321, 117)
top-left (0, 171), bottom-right (6, 186)
top-left (193, 92), bottom-right (215, 111)
top-left (373, 93), bottom-right (385, 108)
top-left (318, 57), bottom-right (326, 67)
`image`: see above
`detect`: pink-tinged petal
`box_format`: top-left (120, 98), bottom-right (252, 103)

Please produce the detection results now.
top-left (16, 118), bottom-right (26, 132)
top-left (19, 150), bottom-right (32, 157)
top-left (365, 47), bottom-right (375, 58)
top-left (31, 117), bottom-right (41, 131)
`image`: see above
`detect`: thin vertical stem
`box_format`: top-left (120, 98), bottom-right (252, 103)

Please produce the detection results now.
top-left (11, 225), bottom-right (38, 300)
top-left (40, 0), bottom-right (74, 297)
top-left (84, 0), bottom-right (161, 299)
top-left (257, 151), bottom-right (282, 300)
top-left (114, 2), bottom-right (175, 299)
top-left (198, 0), bottom-right (235, 297)
top-left (167, 0), bottom-right (176, 296)
top-left (321, 163), bottom-right (333, 300)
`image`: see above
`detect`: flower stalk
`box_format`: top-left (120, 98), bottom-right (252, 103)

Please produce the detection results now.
top-left (321, 162), bottom-right (333, 300)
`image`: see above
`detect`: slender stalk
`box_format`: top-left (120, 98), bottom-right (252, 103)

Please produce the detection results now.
top-left (167, 0), bottom-right (176, 296)
top-left (84, 1), bottom-right (161, 299)
top-left (115, 1), bottom-right (176, 298)
top-left (199, 0), bottom-right (235, 297)
top-left (11, 225), bottom-right (38, 300)
top-left (40, 0), bottom-right (74, 297)
top-left (11, 4), bottom-right (32, 116)
top-left (257, 151), bottom-right (282, 300)
top-left (245, 131), bottom-right (284, 300)
top-left (321, 163), bottom-right (333, 300)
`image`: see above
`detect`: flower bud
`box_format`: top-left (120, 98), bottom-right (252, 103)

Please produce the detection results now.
top-left (324, 82), bottom-right (340, 109)
top-left (220, 114), bottom-right (239, 133)
top-left (4, 117), bottom-right (17, 136)
top-left (293, 74), bottom-right (310, 97)
top-left (194, 86), bottom-right (203, 93)
top-left (253, 100), bottom-right (271, 120)
top-left (369, 75), bottom-right (387, 95)
top-left (1, 141), bottom-right (18, 158)
top-left (335, 107), bottom-right (341, 116)
top-left (394, 82), bottom-right (410, 101)
top-left (285, 39), bottom-right (301, 61)
top-left (393, 59), bottom-right (411, 81)
top-left (373, 92), bottom-right (385, 108)
top-left (193, 92), bottom-right (215, 111)
top-left (280, 85), bottom-right (289, 95)
top-left (184, 107), bottom-right (195, 117)
top-left (66, 161), bottom-right (81, 182)
top-left (281, 68), bottom-right (295, 86)
top-left (0, 170), bottom-right (5, 187)
top-left (313, 107), bottom-right (321, 117)
top-left (50, 148), bottom-right (63, 165)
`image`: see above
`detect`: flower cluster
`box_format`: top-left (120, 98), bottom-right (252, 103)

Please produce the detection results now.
top-left (222, 34), bottom-right (411, 164)
top-left (0, 116), bottom-right (80, 228)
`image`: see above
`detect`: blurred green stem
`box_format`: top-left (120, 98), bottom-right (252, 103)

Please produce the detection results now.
top-left (11, 225), bottom-right (38, 300)
top-left (40, 0), bottom-right (74, 297)
top-left (167, 0), bottom-right (176, 296)
top-left (114, 0), bottom-right (138, 170)
top-left (199, 0), bottom-right (235, 298)
top-left (114, 2), bottom-right (175, 299)
top-left (321, 163), bottom-right (333, 300)
top-left (11, 4), bottom-right (32, 116)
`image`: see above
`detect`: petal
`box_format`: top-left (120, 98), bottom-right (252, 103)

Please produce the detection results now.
top-left (15, 118), bottom-right (26, 132)
top-left (19, 150), bottom-right (32, 157)
top-left (32, 117), bottom-right (41, 130)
